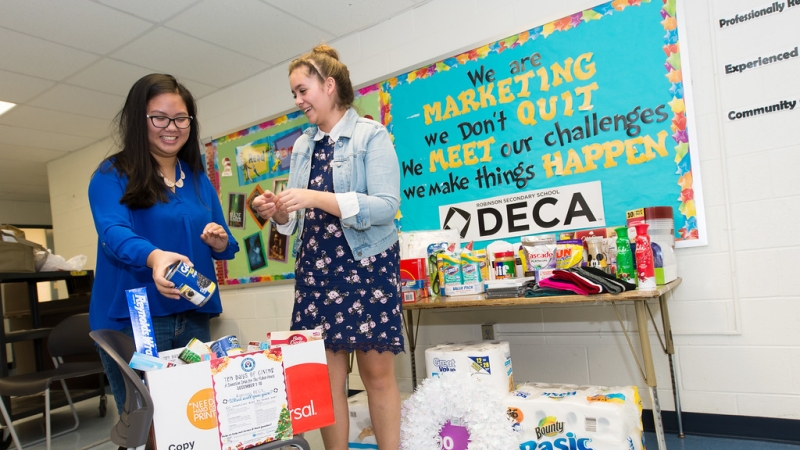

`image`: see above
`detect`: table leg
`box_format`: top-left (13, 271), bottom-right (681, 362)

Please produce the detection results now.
top-left (404, 309), bottom-right (418, 387)
top-left (659, 294), bottom-right (685, 438)
top-left (635, 300), bottom-right (667, 450)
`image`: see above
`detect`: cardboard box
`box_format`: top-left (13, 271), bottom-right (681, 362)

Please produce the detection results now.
top-left (146, 340), bottom-right (334, 449)
top-left (400, 258), bottom-right (428, 303)
top-left (348, 391), bottom-right (412, 449)
top-left (268, 329), bottom-right (323, 347)
top-left (148, 349), bottom-right (290, 450)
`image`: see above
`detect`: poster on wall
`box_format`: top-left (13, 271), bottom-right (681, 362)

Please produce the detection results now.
top-left (712, 0), bottom-right (800, 159)
top-left (387, 0), bottom-right (706, 247)
top-left (206, 87), bottom-right (386, 285)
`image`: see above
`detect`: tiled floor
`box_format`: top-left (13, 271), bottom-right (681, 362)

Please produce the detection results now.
top-left (4, 393), bottom-right (798, 450)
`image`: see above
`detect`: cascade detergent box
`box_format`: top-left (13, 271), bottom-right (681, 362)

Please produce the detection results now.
top-left (505, 383), bottom-right (644, 450)
top-left (146, 340), bottom-right (334, 449)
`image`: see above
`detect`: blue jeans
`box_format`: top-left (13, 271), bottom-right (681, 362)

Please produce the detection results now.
top-left (97, 311), bottom-right (211, 414)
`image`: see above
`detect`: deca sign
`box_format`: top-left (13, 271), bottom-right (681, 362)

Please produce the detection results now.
top-left (438, 181), bottom-right (606, 241)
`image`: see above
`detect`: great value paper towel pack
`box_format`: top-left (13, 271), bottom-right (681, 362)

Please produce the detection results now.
top-left (425, 340), bottom-right (514, 398)
top-left (505, 382), bottom-right (644, 450)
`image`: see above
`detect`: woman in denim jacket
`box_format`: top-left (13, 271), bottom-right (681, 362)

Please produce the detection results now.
top-left (253, 45), bottom-right (403, 450)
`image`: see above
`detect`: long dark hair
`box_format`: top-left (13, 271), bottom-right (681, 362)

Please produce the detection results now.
top-left (102, 74), bottom-right (203, 209)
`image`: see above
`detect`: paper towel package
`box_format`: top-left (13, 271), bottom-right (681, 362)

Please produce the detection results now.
top-left (425, 341), bottom-right (514, 398)
top-left (347, 391), bottom-right (412, 449)
top-left (505, 382), bottom-right (644, 450)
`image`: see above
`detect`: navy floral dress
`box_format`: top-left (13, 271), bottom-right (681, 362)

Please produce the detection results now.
top-left (291, 137), bottom-right (404, 355)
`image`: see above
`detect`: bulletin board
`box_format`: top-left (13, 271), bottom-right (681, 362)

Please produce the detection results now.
top-left (205, 86), bottom-right (385, 286)
top-left (206, 0), bottom-right (705, 286)
top-left (387, 0), bottom-right (706, 248)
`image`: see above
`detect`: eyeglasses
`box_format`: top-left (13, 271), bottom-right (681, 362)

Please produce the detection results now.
top-left (146, 115), bottom-right (193, 129)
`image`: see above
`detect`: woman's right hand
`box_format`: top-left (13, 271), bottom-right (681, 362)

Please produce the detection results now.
top-left (147, 249), bottom-right (191, 299)
top-left (252, 190), bottom-right (279, 220)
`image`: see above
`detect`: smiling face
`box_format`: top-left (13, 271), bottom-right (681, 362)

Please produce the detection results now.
top-left (146, 92), bottom-right (190, 160)
top-left (290, 66), bottom-right (338, 132)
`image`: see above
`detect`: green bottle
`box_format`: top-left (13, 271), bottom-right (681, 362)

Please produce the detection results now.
top-left (615, 226), bottom-right (635, 282)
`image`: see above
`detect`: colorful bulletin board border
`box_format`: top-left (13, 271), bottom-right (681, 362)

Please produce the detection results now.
top-left (207, 84), bottom-right (387, 286)
top-left (207, 0), bottom-right (706, 288)
top-left (385, 0), bottom-right (706, 248)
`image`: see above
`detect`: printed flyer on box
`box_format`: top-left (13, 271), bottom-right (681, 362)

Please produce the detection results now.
top-left (211, 349), bottom-right (292, 448)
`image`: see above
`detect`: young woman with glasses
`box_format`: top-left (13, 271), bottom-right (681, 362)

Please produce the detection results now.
top-left (88, 74), bottom-right (239, 414)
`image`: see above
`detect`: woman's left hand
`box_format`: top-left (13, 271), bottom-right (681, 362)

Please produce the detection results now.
top-left (201, 223), bottom-right (228, 252)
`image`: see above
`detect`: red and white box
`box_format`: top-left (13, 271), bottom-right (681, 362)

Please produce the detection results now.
top-left (400, 258), bottom-right (428, 303)
top-left (268, 329), bottom-right (323, 347)
top-left (284, 339), bottom-right (335, 434)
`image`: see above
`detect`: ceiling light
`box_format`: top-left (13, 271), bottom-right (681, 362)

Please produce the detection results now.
top-left (0, 101), bottom-right (16, 116)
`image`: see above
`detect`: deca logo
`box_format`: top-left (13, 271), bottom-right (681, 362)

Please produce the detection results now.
top-left (442, 207), bottom-right (471, 238)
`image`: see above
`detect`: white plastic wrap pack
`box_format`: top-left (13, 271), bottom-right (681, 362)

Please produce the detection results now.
top-left (506, 382), bottom-right (644, 450)
top-left (424, 340), bottom-right (515, 399)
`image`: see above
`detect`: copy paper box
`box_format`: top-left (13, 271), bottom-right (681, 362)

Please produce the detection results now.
top-left (146, 360), bottom-right (220, 450)
top-left (283, 339), bottom-right (335, 434)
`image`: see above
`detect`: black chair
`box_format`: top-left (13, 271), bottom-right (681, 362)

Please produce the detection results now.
top-left (0, 313), bottom-right (106, 450)
top-left (89, 329), bottom-right (152, 450)
top-left (90, 329), bottom-right (311, 450)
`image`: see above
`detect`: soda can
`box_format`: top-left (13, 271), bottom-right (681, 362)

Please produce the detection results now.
top-left (210, 335), bottom-right (243, 358)
top-left (165, 261), bottom-right (217, 307)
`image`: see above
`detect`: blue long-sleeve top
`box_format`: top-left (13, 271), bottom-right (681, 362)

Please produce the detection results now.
top-left (87, 159), bottom-right (239, 331)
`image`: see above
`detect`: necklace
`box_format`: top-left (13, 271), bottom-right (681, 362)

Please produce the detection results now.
top-left (160, 159), bottom-right (185, 189)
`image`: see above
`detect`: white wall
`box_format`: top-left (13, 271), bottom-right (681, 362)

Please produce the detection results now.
top-left (47, 0), bottom-right (800, 419)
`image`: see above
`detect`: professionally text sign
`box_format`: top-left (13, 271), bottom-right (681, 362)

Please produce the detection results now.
top-left (388, 0), bottom-right (706, 247)
top-left (439, 181), bottom-right (606, 241)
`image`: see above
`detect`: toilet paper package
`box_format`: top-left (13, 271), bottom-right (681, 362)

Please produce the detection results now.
top-left (348, 391), bottom-right (412, 449)
top-left (506, 382), bottom-right (644, 450)
top-left (425, 340), bottom-right (515, 398)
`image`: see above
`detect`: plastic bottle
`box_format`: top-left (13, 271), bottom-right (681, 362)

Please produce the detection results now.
top-left (614, 226), bottom-right (635, 283)
top-left (634, 223), bottom-right (656, 290)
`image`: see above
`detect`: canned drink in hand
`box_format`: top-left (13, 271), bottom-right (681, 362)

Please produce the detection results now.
top-left (165, 261), bottom-right (217, 307)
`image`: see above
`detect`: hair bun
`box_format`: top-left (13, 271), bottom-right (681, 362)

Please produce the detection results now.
top-left (312, 44), bottom-right (340, 61)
